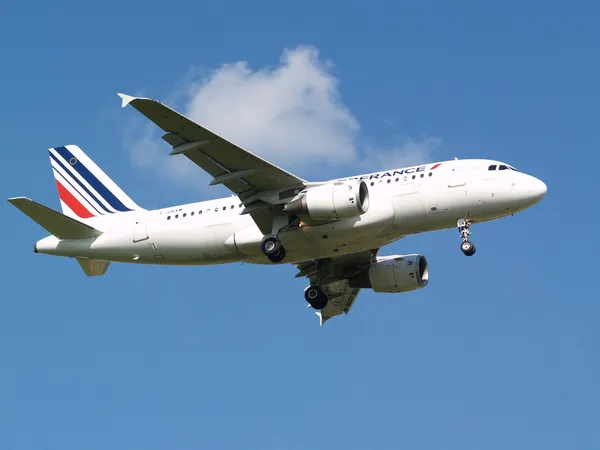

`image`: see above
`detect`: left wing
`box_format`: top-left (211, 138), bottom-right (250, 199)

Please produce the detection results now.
top-left (118, 93), bottom-right (306, 200)
top-left (295, 249), bottom-right (379, 325)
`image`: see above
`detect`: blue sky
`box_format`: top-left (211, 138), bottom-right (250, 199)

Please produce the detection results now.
top-left (2, 1), bottom-right (599, 449)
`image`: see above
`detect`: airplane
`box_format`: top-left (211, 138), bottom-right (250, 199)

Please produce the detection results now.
top-left (8, 93), bottom-right (547, 325)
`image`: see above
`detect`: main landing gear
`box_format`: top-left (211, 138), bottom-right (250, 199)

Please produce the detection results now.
top-left (304, 285), bottom-right (328, 310)
top-left (457, 218), bottom-right (476, 257)
top-left (261, 237), bottom-right (287, 263)
top-left (260, 217), bottom-right (300, 263)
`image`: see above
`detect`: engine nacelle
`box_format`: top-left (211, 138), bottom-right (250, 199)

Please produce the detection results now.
top-left (349, 254), bottom-right (429, 293)
top-left (284, 180), bottom-right (369, 220)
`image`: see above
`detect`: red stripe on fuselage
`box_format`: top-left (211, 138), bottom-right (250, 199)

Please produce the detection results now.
top-left (55, 180), bottom-right (94, 219)
top-left (430, 163), bottom-right (442, 170)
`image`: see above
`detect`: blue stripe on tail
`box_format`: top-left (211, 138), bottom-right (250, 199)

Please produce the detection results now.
top-left (49, 151), bottom-right (111, 214)
top-left (54, 146), bottom-right (132, 212)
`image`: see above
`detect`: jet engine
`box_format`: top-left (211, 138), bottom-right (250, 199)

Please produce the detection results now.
top-left (349, 254), bottom-right (429, 293)
top-left (284, 180), bottom-right (369, 221)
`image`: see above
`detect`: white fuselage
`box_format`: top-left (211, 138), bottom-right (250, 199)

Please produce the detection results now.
top-left (34, 159), bottom-right (547, 265)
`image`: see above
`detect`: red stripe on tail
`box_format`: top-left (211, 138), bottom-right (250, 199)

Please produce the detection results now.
top-left (55, 180), bottom-right (94, 219)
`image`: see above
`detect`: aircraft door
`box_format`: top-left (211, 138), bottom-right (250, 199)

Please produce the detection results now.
top-left (448, 168), bottom-right (466, 188)
top-left (133, 218), bottom-right (149, 242)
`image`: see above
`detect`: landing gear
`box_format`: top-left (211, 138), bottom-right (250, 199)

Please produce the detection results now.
top-left (457, 218), bottom-right (476, 256)
top-left (304, 285), bottom-right (328, 310)
top-left (261, 216), bottom-right (300, 263)
top-left (261, 237), bottom-right (287, 263)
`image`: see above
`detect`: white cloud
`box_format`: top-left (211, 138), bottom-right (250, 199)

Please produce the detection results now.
top-left (124, 46), bottom-right (440, 186)
top-left (184, 47), bottom-right (359, 167)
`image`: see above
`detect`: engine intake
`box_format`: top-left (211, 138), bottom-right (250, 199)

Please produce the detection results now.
top-left (284, 180), bottom-right (369, 220)
top-left (349, 254), bottom-right (429, 293)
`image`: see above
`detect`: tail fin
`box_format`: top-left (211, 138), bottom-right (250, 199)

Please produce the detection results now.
top-left (48, 145), bottom-right (141, 219)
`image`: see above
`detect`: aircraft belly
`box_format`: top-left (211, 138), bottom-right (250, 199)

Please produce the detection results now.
top-left (140, 220), bottom-right (244, 264)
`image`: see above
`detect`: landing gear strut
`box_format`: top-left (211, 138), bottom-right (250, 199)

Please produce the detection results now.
top-left (304, 285), bottom-right (328, 310)
top-left (457, 218), bottom-right (476, 256)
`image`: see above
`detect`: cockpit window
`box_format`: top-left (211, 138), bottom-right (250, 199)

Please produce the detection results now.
top-left (488, 165), bottom-right (497, 170)
top-left (508, 165), bottom-right (518, 171)
top-left (499, 165), bottom-right (508, 170)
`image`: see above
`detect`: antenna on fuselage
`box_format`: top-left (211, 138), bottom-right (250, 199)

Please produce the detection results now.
top-left (454, 157), bottom-right (459, 160)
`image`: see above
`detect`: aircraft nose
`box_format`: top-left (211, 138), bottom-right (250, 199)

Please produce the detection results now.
top-left (520, 175), bottom-right (547, 206)
top-left (529, 177), bottom-right (547, 202)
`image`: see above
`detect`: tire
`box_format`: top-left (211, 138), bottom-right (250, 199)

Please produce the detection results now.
top-left (261, 237), bottom-right (281, 256)
top-left (461, 241), bottom-right (476, 256)
top-left (267, 246), bottom-right (287, 263)
top-left (304, 286), bottom-right (328, 310)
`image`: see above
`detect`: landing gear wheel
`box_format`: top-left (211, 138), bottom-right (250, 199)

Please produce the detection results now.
top-left (461, 240), bottom-right (476, 256)
top-left (457, 218), bottom-right (476, 257)
top-left (304, 285), bottom-right (328, 310)
top-left (261, 237), bottom-right (287, 263)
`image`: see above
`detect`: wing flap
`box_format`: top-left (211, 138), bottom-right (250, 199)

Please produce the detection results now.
top-left (8, 197), bottom-right (102, 240)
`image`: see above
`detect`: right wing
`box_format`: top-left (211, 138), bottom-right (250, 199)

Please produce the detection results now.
top-left (295, 248), bottom-right (379, 325)
top-left (315, 279), bottom-right (361, 326)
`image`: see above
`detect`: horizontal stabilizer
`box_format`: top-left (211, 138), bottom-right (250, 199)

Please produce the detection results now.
top-left (76, 258), bottom-right (110, 276)
top-left (8, 197), bottom-right (102, 240)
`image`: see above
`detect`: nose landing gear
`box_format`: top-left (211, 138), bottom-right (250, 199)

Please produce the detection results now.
top-left (304, 285), bottom-right (328, 310)
top-left (457, 218), bottom-right (476, 256)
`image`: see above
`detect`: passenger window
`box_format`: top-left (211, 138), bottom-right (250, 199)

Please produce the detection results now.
top-left (214, 208), bottom-right (218, 212)
top-left (395, 178), bottom-right (399, 182)
top-left (167, 216), bottom-right (171, 220)
top-left (191, 211), bottom-right (194, 216)
top-left (412, 175), bottom-right (416, 179)
top-left (429, 172), bottom-right (433, 177)
top-left (239, 203), bottom-right (242, 208)
top-left (387, 179), bottom-right (391, 184)
top-left (403, 176), bottom-right (407, 181)
top-left (175, 214), bottom-right (179, 219)
top-left (488, 165), bottom-right (497, 170)
top-left (420, 174), bottom-right (424, 178)
top-left (183, 213), bottom-right (187, 217)
top-left (231, 205), bottom-right (234, 209)
top-left (199, 210), bottom-right (202, 215)
top-left (370, 182), bottom-right (374, 186)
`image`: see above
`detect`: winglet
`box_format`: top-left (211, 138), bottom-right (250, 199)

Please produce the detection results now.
top-left (315, 311), bottom-right (329, 326)
top-left (117, 93), bottom-right (136, 108)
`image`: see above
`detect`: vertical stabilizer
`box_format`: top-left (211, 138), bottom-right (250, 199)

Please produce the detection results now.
top-left (48, 144), bottom-right (142, 220)
top-left (76, 258), bottom-right (110, 276)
